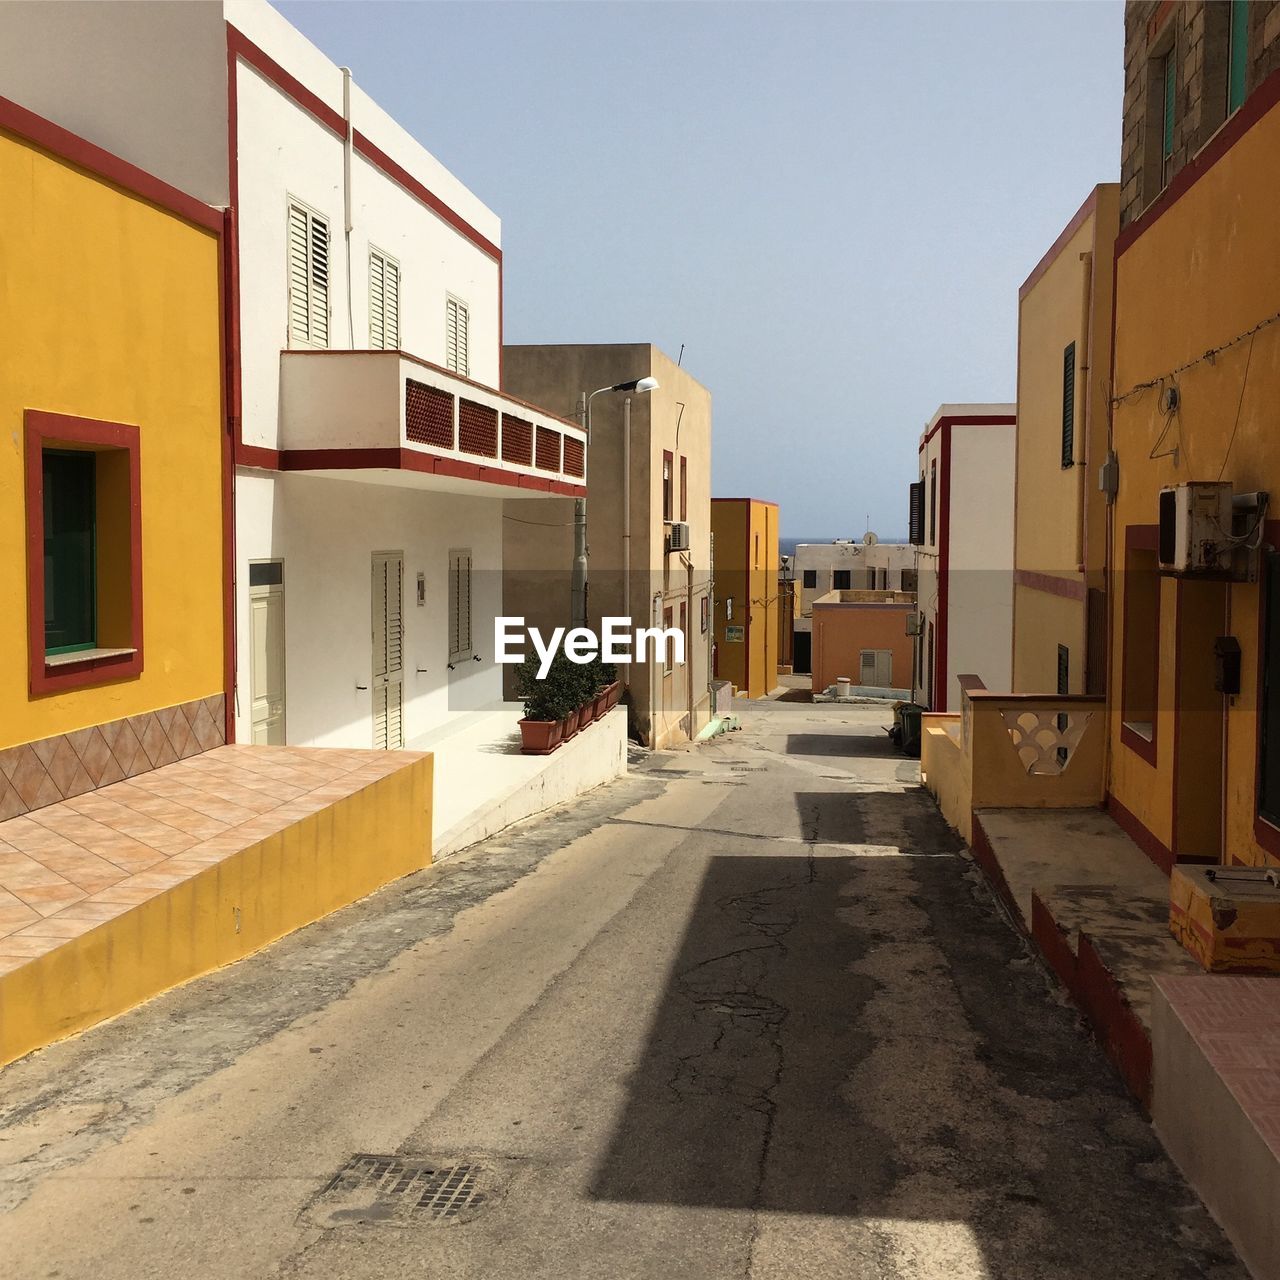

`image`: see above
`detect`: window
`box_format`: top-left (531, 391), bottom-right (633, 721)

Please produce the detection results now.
top-left (445, 296), bottom-right (469, 376)
top-left (1228, 0), bottom-right (1249, 116)
top-left (700, 593), bottom-right (709, 634)
top-left (1259, 553), bottom-right (1280, 825)
top-left (929, 460), bottom-right (938, 545)
top-left (754, 534), bottom-right (760, 569)
top-left (1057, 644), bottom-right (1070, 766)
top-left (679, 456), bottom-right (687, 521)
top-left (1161, 50), bottom-right (1176, 187)
top-left (678, 601), bottom-right (687, 664)
top-left (908, 479), bottom-right (925, 545)
top-left (802, 569), bottom-right (818, 589)
top-left (448, 548), bottom-right (473, 663)
top-left (1061, 342), bottom-right (1076, 468)
top-left (287, 199), bottom-right (329, 348)
top-left (902, 568), bottom-right (918, 594)
top-left (43, 451), bottom-right (96, 654)
top-left (833, 569), bottom-right (852, 590)
top-left (25, 411), bottom-right (142, 694)
top-left (369, 247), bottom-right (400, 350)
top-left (662, 451), bottom-right (674, 522)
top-left (663, 605), bottom-right (674, 675)
top-left (1121, 541), bottom-right (1160, 758)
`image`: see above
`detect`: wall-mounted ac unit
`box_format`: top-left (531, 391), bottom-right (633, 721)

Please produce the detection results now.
top-left (905, 613), bottom-right (923, 636)
top-left (1158, 482), bottom-right (1233, 574)
top-left (668, 521), bottom-right (691, 552)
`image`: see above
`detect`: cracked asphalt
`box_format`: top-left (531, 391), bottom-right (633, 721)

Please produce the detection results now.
top-left (0, 697), bottom-right (1245, 1279)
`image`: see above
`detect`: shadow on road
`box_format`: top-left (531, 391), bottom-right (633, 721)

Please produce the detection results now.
top-left (785, 732), bottom-right (896, 758)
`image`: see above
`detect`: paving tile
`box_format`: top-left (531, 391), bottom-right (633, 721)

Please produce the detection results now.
top-left (46, 738), bottom-right (95, 799)
top-left (88, 882), bottom-right (168, 906)
top-left (17, 915), bottom-right (99, 939)
top-left (0, 851), bottom-right (73, 890)
top-left (9, 747), bottom-right (60, 811)
top-left (11, 882), bottom-right (87, 916)
top-left (0, 776), bottom-right (25, 822)
top-left (0, 935), bottom-right (60, 959)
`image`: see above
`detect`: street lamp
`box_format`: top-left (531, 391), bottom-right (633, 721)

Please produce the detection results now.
top-left (573, 376), bottom-right (660, 627)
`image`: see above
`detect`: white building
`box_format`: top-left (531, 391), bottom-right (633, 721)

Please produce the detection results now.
top-left (908, 405), bottom-right (1016, 711)
top-left (0, 0), bottom-right (619, 848)
top-left (789, 536), bottom-right (916, 674)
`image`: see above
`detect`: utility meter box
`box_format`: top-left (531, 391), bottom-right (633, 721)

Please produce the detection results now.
top-left (1158, 482), bottom-right (1233, 574)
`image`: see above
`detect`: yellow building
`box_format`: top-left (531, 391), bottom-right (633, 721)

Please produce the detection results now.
top-left (711, 499), bottom-right (779, 700)
top-left (1108, 71), bottom-right (1280, 870)
top-left (1012, 184), bottom-right (1118, 697)
top-left (0, 97), bottom-right (228, 802)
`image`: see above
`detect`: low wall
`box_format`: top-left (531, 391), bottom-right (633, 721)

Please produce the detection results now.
top-left (921, 714), bottom-right (970, 843)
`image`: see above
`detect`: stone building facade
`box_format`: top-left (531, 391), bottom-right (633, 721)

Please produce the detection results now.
top-left (1121, 0), bottom-right (1280, 225)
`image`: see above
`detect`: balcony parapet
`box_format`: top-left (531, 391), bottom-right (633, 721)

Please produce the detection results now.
top-left (272, 349), bottom-right (587, 497)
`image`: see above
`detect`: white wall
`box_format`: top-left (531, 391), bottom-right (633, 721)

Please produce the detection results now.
top-left (0, 1), bottom-right (230, 205)
top-left (236, 59), bottom-right (501, 451)
top-left (234, 472), bottom-right (504, 748)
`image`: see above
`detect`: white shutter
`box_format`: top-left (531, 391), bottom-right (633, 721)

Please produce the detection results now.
top-left (371, 553), bottom-right (405, 750)
top-left (445, 297), bottom-right (469, 376)
top-left (369, 248), bottom-right (400, 350)
top-left (448, 548), bottom-right (472, 663)
top-left (287, 200), bottom-right (329, 348)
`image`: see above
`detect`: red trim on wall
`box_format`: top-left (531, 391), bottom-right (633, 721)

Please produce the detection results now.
top-left (217, 222), bottom-right (236, 744)
top-left (226, 25), bottom-right (346, 136)
top-left (1119, 523), bottom-right (1160, 766)
top-left (1018, 186), bottom-right (1100, 301)
top-left (24, 412), bottom-right (144, 696)
top-left (1107, 791), bottom-right (1174, 876)
top-left (1117, 65), bottom-right (1280, 259)
top-left (936, 436), bottom-right (951, 712)
top-left (352, 131), bottom-right (501, 264)
top-left (1013, 568), bottom-right (1087, 602)
top-left (0, 94), bottom-right (221, 233)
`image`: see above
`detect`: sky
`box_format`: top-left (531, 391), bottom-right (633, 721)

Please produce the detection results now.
top-left (278, 0), bottom-right (1123, 538)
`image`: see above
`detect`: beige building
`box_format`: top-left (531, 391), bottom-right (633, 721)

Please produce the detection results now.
top-left (1012, 184), bottom-right (1118, 697)
top-left (502, 344), bottom-right (713, 748)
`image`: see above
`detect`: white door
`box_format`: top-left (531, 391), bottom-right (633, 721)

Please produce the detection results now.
top-left (372, 552), bottom-right (405, 750)
top-left (249, 562), bottom-right (286, 745)
top-left (859, 649), bottom-right (893, 688)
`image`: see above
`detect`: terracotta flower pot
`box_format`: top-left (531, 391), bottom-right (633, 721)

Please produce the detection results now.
top-left (518, 717), bottom-right (563, 756)
top-left (561, 707), bottom-right (581, 741)
top-left (604, 680), bottom-right (622, 711)
top-left (591, 690), bottom-right (609, 722)
top-left (578, 697), bottom-right (597, 728)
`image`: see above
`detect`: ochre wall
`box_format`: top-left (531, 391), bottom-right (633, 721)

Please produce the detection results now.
top-left (0, 128), bottom-right (225, 749)
top-left (1012, 584), bottom-right (1088, 695)
top-left (1109, 86), bottom-right (1280, 866)
top-left (811, 604), bottom-right (914, 693)
top-left (712, 499), bottom-right (779, 700)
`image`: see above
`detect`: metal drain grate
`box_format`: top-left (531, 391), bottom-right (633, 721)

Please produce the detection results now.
top-left (310, 1155), bottom-right (486, 1226)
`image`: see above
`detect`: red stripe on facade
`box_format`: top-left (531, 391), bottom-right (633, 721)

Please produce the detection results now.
top-left (1107, 791), bottom-right (1174, 876)
top-left (1013, 569), bottom-right (1087, 602)
top-left (1019, 186), bottom-right (1100, 301)
top-left (226, 25), bottom-right (346, 136)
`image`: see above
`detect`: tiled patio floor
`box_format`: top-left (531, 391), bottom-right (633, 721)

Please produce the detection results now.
top-left (1157, 973), bottom-right (1280, 1158)
top-left (0, 745), bottom-right (424, 977)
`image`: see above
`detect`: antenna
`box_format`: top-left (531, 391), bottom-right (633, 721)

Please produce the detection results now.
top-left (677, 344), bottom-right (685, 367)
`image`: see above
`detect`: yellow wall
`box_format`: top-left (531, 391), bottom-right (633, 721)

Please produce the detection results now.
top-left (712, 499), bottom-right (779, 699)
top-left (1109, 92), bottom-right (1280, 866)
top-left (0, 129), bottom-right (225, 748)
top-left (1012, 185), bottom-right (1118, 694)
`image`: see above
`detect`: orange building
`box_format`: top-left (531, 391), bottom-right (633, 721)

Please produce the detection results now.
top-left (711, 499), bottom-right (779, 700)
top-left (810, 592), bottom-right (915, 695)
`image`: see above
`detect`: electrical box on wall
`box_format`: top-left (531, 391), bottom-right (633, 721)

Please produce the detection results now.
top-left (417, 572), bottom-right (426, 606)
top-left (1158, 482), bottom-right (1233, 575)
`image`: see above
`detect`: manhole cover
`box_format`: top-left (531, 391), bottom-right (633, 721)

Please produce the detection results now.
top-left (305, 1155), bottom-right (488, 1227)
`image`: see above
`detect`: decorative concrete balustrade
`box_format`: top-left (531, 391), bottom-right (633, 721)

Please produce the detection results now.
top-left (921, 680), bottom-right (1106, 842)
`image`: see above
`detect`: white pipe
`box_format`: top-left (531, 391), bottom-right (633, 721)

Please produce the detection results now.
top-left (649, 589), bottom-right (662, 747)
top-left (341, 67), bottom-right (355, 348)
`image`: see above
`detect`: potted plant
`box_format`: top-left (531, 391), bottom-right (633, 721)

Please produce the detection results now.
top-left (584, 656), bottom-right (617, 722)
top-left (515, 653), bottom-right (568, 755)
top-left (598, 658), bottom-right (622, 711)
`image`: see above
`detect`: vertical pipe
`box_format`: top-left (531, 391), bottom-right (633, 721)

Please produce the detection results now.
top-left (573, 391), bottom-right (588, 626)
top-left (1076, 250), bottom-right (1094, 578)
top-left (341, 67), bottom-right (355, 349)
top-left (622, 395), bottom-right (632, 684)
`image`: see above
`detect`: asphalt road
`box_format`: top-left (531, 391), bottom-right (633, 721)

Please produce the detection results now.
top-left (0, 698), bottom-right (1244, 1279)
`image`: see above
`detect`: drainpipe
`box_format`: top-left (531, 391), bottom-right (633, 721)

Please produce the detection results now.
top-left (622, 395), bottom-right (632, 684)
top-left (686, 552), bottom-right (695, 734)
top-left (341, 67), bottom-right (355, 349)
top-left (572, 391), bottom-right (588, 627)
top-left (649, 589), bottom-right (663, 747)
top-left (1076, 250), bottom-right (1094, 579)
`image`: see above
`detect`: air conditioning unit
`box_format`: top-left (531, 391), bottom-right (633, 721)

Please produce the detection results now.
top-left (1158, 482), bottom-right (1233, 574)
top-left (667, 521), bottom-right (691, 552)
top-left (905, 613), bottom-right (923, 636)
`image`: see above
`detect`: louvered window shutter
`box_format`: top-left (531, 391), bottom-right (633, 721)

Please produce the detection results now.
top-left (288, 201), bottom-right (330, 348)
top-left (369, 249), bottom-right (400, 350)
top-left (1061, 342), bottom-right (1076, 468)
top-left (908, 480), bottom-right (925, 545)
top-left (446, 298), bottom-right (469, 376)
top-left (449, 549), bottom-right (473, 662)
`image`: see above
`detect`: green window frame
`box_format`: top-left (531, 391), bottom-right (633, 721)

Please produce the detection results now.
top-left (42, 449), bottom-right (97, 655)
top-left (1228, 0), bottom-right (1249, 115)
top-left (1162, 51), bottom-right (1176, 173)
top-left (1259, 553), bottom-right (1280, 827)
top-left (1061, 342), bottom-right (1076, 468)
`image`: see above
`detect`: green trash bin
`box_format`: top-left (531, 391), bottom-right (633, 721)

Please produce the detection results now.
top-left (898, 703), bottom-right (924, 757)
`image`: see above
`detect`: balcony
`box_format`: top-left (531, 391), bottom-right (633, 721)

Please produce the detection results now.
top-left (921, 679), bottom-right (1106, 843)
top-left (277, 350), bottom-right (586, 498)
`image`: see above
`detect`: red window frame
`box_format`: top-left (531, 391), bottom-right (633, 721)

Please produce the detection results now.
top-left (25, 410), bottom-right (143, 695)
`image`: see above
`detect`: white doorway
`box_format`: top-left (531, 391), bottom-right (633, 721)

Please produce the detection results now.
top-left (372, 551), bottom-right (405, 750)
top-left (249, 561), bottom-right (286, 745)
